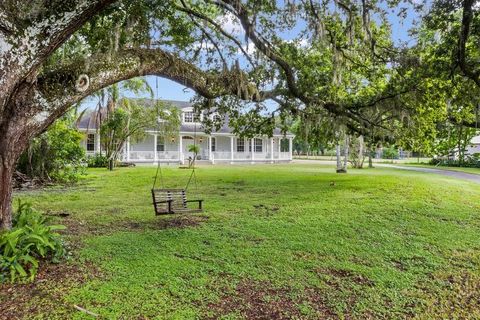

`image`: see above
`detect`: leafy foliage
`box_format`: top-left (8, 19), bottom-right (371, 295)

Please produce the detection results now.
top-left (0, 202), bottom-right (66, 283)
top-left (98, 99), bottom-right (181, 169)
top-left (17, 116), bottom-right (85, 183)
top-left (87, 154), bottom-right (109, 168)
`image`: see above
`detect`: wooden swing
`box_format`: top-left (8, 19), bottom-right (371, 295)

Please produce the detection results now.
top-left (151, 126), bottom-right (203, 215)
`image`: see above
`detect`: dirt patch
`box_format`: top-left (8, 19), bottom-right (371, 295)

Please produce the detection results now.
top-left (205, 279), bottom-right (314, 319)
top-left (60, 215), bottom-right (209, 238)
top-left (253, 204), bottom-right (281, 216)
top-left (0, 261), bottom-right (102, 320)
top-left (315, 268), bottom-right (374, 287)
top-left (412, 270), bottom-right (480, 319)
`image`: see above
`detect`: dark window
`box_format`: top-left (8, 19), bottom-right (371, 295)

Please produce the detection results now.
top-left (87, 134), bottom-right (95, 151)
top-left (211, 137), bottom-right (216, 152)
top-left (184, 112), bottom-right (194, 123)
top-left (280, 138), bottom-right (289, 152)
top-left (254, 138), bottom-right (263, 152)
top-left (237, 138), bottom-right (245, 152)
top-left (156, 137), bottom-right (165, 152)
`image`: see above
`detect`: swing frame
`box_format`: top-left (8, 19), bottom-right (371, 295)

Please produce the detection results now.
top-left (150, 93), bottom-right (203, 215)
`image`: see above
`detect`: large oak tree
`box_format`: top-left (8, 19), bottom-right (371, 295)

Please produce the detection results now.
top-left (0, 0), bottom-right (429, 230)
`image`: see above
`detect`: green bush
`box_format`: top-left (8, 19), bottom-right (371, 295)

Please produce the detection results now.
top-left (87, 153), bottom-right (108, 168)
top-left (382, 146), bottom-right (399, 159)
top-left (17, 119), bottom-right (86, 183)
top-left (429, 153), bottom-right (480, 168)
top-left (0, 201), bottom-right (66, 283)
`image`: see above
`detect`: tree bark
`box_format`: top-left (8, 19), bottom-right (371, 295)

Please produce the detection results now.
top-left (0, 155), bottom-right (15, 230)
top-left (0, 125), bottom-right (26, 230)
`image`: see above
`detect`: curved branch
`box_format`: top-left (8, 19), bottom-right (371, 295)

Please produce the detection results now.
top-left (175, 1), bottom-right (257, 67)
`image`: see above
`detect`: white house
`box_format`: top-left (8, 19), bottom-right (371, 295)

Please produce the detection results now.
top-left (78, 100), bottom-right (294, 164)
top-left (466, 135), bottom-right (480, 155)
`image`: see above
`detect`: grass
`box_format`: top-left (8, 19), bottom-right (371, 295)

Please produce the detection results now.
top-left (5, 163), bottom-right (480, 319)
top-left (403, 163), bottom-right (480, 175)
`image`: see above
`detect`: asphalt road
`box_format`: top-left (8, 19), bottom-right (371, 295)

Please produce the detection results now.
top-left (293, 160), bottom-right (480, 184)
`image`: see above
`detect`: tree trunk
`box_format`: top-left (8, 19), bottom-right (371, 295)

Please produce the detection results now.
top-left (0, 156), bottom-right (15, 230)
top-left (0, 109), bottom-right (35, 231)
top-left (343, 136), bottom-right (350, 172)
top-left (336, 143), bottom-right (343, 171)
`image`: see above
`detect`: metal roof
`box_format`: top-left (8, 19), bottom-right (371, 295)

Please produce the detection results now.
top-left (77, 99), bottom-right (294, 137)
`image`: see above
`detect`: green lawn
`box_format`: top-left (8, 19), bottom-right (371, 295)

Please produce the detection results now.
top-left (4, 164), bottom-right (480, 319)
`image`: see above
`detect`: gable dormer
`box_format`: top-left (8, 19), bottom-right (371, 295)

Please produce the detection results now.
top-left (182, 108), bottom-right (202, 124)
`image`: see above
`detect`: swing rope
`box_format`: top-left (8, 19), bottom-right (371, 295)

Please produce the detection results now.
top-left (152, 76), bottom-right (165, 190)
top-left (184, 121), bottom-right (198, 191)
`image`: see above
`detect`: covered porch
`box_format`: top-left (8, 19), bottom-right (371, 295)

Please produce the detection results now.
top-left (121, 133), bottom-right (293, 164)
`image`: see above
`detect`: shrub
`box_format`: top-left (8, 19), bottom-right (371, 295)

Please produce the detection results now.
top-left (429, 154), bottom-right (480, 168)
top-left (0, 201), bottom-right (66, 283)
top-left (17, 119), bottom-right (86, 183)
top-left (382, 146), bottom-right (399, 159)
top-left (87, 153), bottom-right (108, 168)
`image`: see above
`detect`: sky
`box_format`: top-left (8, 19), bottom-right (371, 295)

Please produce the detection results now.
top-left (80, 2), bottom-right (420, 111)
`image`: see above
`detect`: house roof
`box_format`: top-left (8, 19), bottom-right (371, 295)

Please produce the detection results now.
top-left (77, 99), bottom-right (294, 137)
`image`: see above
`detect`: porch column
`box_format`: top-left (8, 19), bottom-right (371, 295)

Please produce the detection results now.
top-left (251, 138), bottom-right (255, 164)
top-left (230, 136), bottom-right (234, 163)
top-left (179, 135), bottom-right (183, 164)
top-left (208, 136), bottom-right (213, 164)
top-left (95, 132), bottom-right (101, 154)
top-left (289, 137), bottom-right (293, 160)
top-left (278, 137), bottom-right (281, 156)
top-left (270, 138), bottom-right (274, 163)
top-left (153, 134), bottom-right (158, 162)
top-left (126, 137), bottom-right (130, 162)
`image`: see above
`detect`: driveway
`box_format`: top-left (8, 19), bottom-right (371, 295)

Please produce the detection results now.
top-left (293, 159), bottom-right (480, 184)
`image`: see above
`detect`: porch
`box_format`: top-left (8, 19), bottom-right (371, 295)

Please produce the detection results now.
top-left (116, 134), bottom-right (293, 164)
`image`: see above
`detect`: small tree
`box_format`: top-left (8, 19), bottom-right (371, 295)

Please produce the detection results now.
top-left (187, 144), bottom-right (200, 168)
top-left (100, 100), bottom-right (180, 170)
top-left (349, 135), bottom-right (366, 169)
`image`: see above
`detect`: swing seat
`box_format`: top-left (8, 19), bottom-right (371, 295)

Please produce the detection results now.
top-left (151, 189), bottom-right (203, 215)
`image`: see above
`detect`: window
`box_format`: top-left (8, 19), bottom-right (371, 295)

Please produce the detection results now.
top-left (156, 137), bottom-right (165, 152)
top-left (184, 111), bottom-right (201, 123)
top-left (87, 134), bottom-right (95, 151)
top-left (237, 138), bottom-right (245, 152)
top-left (211, 137), bottom-right (216, 152)
top-left (280, 138), bottom-right (289, 152)
top-left (254, 138), bottom-right (263, 152)
top-left (212, 114), bottom-right (222, 122)
top-left (184, 111), bottom-right (194, 123)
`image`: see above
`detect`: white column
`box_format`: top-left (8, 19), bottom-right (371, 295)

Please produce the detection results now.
top-left (230, 136), bottom-right (234, 163)
top-left (251, 138), bottom-right (255, 164)
top-left (208, 136), bottom-right (213, 164)
top-left (278, 137), bottom-right (281, 157)
top-left (153, 134), bottom-right (158, 163)
top-left (95, 132), bottom-right (101, 154)
top-left (126, 137), bottom-right (130, 162)
top-left (270, 138), bottom-right (274, 163)
top-left (179, 135), bottom-right (183, 164)
top-left (289, 137), bottom-right (293, 160)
